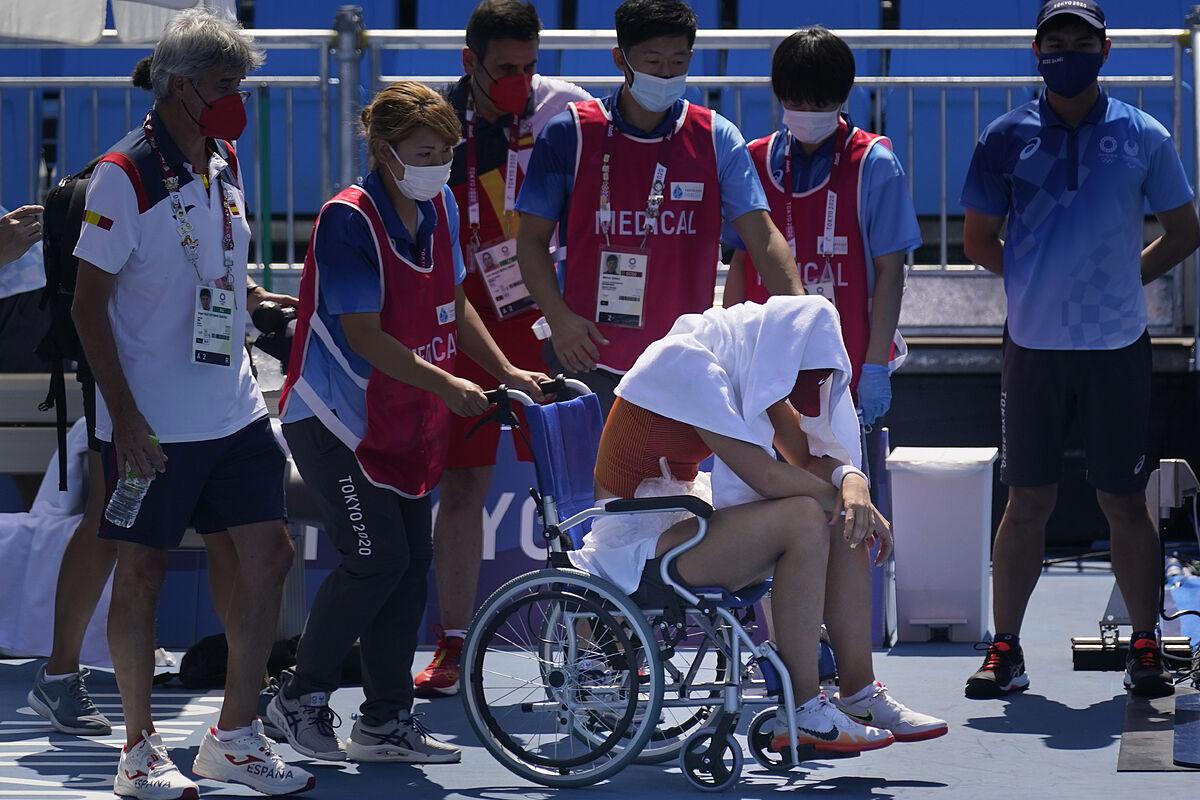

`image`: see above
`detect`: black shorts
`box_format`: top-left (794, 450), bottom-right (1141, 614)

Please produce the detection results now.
top-left (75, 357), bottom-right (103, 454)
top-left (99, 417), bottom-right (287, 548)
top-left (1000, 329), bottom-right (1151, 494)
top-left (0, 288), bottom-right (51, 372)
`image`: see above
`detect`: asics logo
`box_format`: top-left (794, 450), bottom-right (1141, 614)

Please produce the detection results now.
top-left (842, 709), bottom-right (874, 724)
top-left (226, 754), bottom-right (265, 766)
top-left (798, 725), bottom-right (841, 742)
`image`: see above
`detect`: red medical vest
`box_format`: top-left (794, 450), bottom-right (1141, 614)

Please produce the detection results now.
top-left (281, 185), bottom-right (458, 498)
top-left (563, 98), bottom-right (724, 372)
top-left (743, 122), bottom-right (890, 393)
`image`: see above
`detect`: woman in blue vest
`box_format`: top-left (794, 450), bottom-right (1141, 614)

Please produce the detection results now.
top-left (273, 81), bottom-right (547, 764)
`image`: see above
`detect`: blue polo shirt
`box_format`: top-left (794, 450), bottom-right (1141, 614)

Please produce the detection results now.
top-left (281, 170), bottom-right (466, 432)
top-left (516, 90), bottom-right (769, 246)
top-left (961, 91), bottom-right (1193, 350)
top-left (723, 126), bottom-right (922, 288)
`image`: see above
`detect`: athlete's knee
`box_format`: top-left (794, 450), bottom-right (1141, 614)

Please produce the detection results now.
top-left (1004, 485), bottom-right (1057, 527)
top-left (1096, 489), bottom-right (1152, 528)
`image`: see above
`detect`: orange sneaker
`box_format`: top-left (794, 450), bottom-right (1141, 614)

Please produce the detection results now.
top-left (413, 628), bottom-right (463, 699)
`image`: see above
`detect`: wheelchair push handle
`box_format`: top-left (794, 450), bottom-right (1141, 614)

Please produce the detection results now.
top-left (482, 376), bottom-right (568, 406)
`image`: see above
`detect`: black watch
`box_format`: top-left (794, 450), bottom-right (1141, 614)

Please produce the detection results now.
top-left (246, 283), bottom-right (260, 299)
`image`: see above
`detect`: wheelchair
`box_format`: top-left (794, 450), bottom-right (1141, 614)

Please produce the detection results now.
top-left (461, 379), bottom-right (844, 791)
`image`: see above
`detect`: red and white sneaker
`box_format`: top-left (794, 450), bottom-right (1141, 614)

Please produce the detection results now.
top-left (835, 681), bottom-right (948, 742)
top-left (113, 731), bottom-right (198, 800)
top-left (192, 719), bottom-right (315, 796)
top-left (414, 627), bottom-right (463, 698)
top-left (769, 692), bottom-right (895, 754)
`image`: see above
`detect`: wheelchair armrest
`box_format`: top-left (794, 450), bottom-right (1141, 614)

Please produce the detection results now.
top-left (603, 495), bottom-right (714, 519)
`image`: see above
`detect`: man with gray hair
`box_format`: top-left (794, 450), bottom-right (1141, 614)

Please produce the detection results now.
top-left (67, 8), bottom-right (313, 798)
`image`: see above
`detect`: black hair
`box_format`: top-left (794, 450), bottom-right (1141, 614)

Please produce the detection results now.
top-left (614, 0), bottom-right (698, 52)
top-left (465, 0), bottom-right (541, 59)
top-left (1035, 14), bottom-right (1106, 47)
top-left (132, 56), bottom-right (153, 91)
top-left (771, 27), bottom-right (856, 108)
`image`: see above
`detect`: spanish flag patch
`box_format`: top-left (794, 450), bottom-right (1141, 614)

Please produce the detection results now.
top-left (83, 210), bottom-right (114, 231)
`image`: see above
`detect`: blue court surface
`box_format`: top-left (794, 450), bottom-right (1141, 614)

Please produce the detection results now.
top-left (0, 569), bottom-right (1196, 799)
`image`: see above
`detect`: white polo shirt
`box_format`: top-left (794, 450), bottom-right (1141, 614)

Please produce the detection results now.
top-left (73, 111), bottom-right (266, 444)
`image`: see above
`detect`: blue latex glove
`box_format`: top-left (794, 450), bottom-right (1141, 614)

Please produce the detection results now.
top-left (857, 363), bottom-right (892, 426)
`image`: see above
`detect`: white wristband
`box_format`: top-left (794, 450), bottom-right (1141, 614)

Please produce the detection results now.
top-left (831, 465), bottom-right (868, 490)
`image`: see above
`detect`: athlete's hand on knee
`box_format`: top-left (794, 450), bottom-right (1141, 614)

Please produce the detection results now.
top-left (549, 310), bottom-right (608, 373)
top-left (867, 508), bottom-right (893, 566)
top-left (504, 368), bottom-right (552, 402)
top-left (113, 410), bottom-right (166, 480)
top-left (838, 473), bottom-right (873, 549)
top-left (442, 376), bottom-right (491, 417)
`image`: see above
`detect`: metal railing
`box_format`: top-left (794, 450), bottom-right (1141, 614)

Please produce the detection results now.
top-left (1, 17), bottom-right (1197, 354)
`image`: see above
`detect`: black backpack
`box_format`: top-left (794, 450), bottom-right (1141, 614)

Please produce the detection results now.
top-left (35, 155), bottom-right (102, 491)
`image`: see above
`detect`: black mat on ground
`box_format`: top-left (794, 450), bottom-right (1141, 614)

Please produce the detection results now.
top-left (1118, 685), bottom-right (1200, 771)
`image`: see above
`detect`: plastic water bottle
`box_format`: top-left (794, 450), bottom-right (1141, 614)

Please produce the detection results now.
top-left (104, 440), bottom-right (158, 528)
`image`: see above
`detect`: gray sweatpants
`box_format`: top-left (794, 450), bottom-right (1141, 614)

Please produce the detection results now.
top-left (281, 416), bottom-right (432, 724)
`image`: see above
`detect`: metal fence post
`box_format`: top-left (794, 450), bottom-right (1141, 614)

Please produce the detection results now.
top-left (1189, 7), bottom-right (1200, 369)
top-left (334, 5), bottom-right (365, 191)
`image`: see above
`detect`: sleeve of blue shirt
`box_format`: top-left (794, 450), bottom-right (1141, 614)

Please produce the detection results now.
top-left (960, 128), bottom-right (1011, 217)
top-left (1144, 134), bottom-right (1195, 214)
top-left (314, 205), bottom-right (384, 316)
top-left (713, 112), bottom-right (770, 244)
top-left (861, 145), bottom-right (922, 260)
top-left (516, 108), bottom-right (577, 227)
top-left (441, 185), bottom-right (467, 285)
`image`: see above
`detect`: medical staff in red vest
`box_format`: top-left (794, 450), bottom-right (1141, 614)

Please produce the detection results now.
top-left (723, 28), bottom-right (921, 427)
top-left (517, 0), bottom-right (804, 415)
top-left (273, 82), bottom-right (547, 765)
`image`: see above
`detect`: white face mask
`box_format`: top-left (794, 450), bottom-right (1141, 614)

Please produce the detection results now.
top-left (783, 108), bottom-right (841, 145)
top-left (624, 55), bottom-right (688, 113)
top-left (387, 145), bottom-right (452, 201)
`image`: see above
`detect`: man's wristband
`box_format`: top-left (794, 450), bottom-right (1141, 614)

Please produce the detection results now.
top-left (246, 282), bottom-right (259, 299)
top-left (831, 465), bottom-right (868, 490)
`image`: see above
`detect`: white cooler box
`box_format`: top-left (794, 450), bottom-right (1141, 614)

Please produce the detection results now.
top-left (886, 446), bottom-right (998, 643)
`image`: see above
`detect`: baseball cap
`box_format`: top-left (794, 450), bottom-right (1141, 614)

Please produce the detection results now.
top-left (1036, 0), bottom-right (1106, 31)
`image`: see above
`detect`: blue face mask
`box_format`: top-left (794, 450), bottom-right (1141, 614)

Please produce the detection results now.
top-left (1038, 50), bottom-right (1104, 98)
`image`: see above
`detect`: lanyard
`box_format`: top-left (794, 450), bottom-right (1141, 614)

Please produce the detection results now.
top-left (598, 101), bottom-right (677, 249)
top-left (465, 100), bottom-right (523, 248)
top-left (143, 114), bottom-right (237, 302)
top-left (782, 122), bottom-right (846, 268)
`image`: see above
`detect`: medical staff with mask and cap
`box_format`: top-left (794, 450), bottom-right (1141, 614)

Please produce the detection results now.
top-left (516, 0), bottom-right (804, 416)
top-left (723, 27), bottom-right (920, 429)
top-left (274, 81), bottom-right (548, 765)
top-left (417, 1), bottom-right (593, 700)
top-left (962, 0), bottom-right (1200, 703)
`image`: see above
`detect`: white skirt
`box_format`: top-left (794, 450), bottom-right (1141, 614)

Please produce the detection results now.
top-left (568, 466), bottom-right (713, 594)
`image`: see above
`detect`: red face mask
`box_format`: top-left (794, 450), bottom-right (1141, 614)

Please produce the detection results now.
top-left (187, 81), bottom-right (247, 140)
top-left (476, 61), bottom-right (532, 116)
top-left (788, 369), bottom-right (833, 418)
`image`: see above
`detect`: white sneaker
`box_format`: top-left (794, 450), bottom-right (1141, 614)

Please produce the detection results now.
top-left (113, 731), bottom-right (199, 800)
top-left (770, 692), bottom-right (894, 754)
top-left (192, 719), bottom-right (315, 795)
top-left (834, 681), bottom-right (948, 742)
top-left (346, 710), bottom-right (461, 763)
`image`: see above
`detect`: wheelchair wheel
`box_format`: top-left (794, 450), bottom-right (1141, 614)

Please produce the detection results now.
top-left (634, 622), bottom-right (729, 764)
top-left (747, 707), bottom-right (797, 773)
top-left (680, 729), bottom-right (743, 792)
top-left (462, 569), bottom-right (664, 788)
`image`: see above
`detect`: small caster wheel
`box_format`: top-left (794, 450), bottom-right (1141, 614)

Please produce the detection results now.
top-left (679, 730), bottom-right (742, 792)
top-left (747, 708), bottom-right (797, 773)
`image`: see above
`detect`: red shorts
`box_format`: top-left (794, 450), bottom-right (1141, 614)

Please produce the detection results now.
top-left (445, 311), bottom-right (547, 469)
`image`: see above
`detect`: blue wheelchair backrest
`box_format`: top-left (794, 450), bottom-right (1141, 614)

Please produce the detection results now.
top-left (522, 393), bottom-right (604, 549)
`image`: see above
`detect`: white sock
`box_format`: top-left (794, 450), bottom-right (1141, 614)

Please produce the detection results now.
top-left (839, 681), bottom-right (880, 705)
top-left (443, 629), bottom-right (467, 640)
top-left (214, 725), bottom-right (253, 742)
top-left (790, 693), bottom-right (824, 716)
top-left (43, 671), bottom-right (77, 682)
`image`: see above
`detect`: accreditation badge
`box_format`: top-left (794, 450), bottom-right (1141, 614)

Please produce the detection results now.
top-left (474, 238), bottom-right (535, 320)
top-left (595, 247), bottom-right (649, 329)
top-left (193, 284), bottom-right (235, 367)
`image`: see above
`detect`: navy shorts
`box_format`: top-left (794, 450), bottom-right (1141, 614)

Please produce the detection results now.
top-left (1000, 329), bottom-right (1151, 494)
top-left (99, 417), bottom-right (288, 549)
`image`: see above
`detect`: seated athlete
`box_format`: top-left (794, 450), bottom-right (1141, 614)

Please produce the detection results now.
top-left (570, 296), bottom-right (947, 753)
